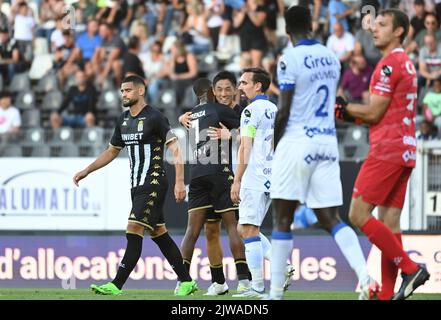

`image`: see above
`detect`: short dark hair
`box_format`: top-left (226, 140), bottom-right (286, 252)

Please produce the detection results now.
top-left (128, 35), bottom-right (140, 50)
top-left (414, 0), bottom-right (425, 6)
top-left (193, 78), bottom-right (212, 97)
top-left (213, 71), bottom-right (237, 87)
top-left (284, 5), bottom-right (311, 36)
top-left (242, 68), bottom-right (271, 93)
top-left (379, 9), bottom-right (410, 44)
top-left (122, 75), bottom-right (146, 89)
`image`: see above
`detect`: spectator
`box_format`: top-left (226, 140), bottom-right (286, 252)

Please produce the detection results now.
top-left (139, 40), bottom-right (169, 103)
top-left (122, 36), bottom-right (145, 78)
top-left (50, 18), bottom-right (66, 53)
top-left (422, 76), bottom-right (441, 133)
top-left (92, 22), bottom-right (127, 86)
top-left (0, 28), bottom-right (20, 85)
top-left (0, 0), bottom-right (10, 33)
top-left (0, 91), bottom-right (21, 137)
top-left (233, 0), bottom-right (267, 68)
top-left (181, 0), bottom-right (212, 54)
top-left (328, 0), bottom-right (355, 34)
top-left (408, 0), bottom-right (430, 43)
top-left (131, 22), bottom-right (153, 54)
top-left (74, 19), bottom-right (102, 64)
top-left (417, 119), bottom-right (439, 140)
top-left (338, 55), bottom-right (373, 103)
top-left (55, 30), bottom-right (78, 88)
top-left (37, 0), bottom-right (64, 47)
top-left (418, 33), bottom-right (441, 88)
top-left (407, 13), bottom-right (441, 54)
top-left (74, 0), bottom-right (98, 26)
top-left (50, 70), bottom-right (97, 129)
top-left (326, 22), bottom-right (355, 67)
top-left (204, 0), bottom-right (224, 51)
top-left (354, 0), bottom-right (382, 68)
top-left (12, 1), bottom-right (35, 65)
top-left (169, 39), bottom-right (198, 109)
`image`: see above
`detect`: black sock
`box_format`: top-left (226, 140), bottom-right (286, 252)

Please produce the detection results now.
top-left (183, 259), bottom-right (191, 274)
top-left (152, 232), bottom-right (192, 282)
top-left (112, 233), bottom-right (143, 289)
top-left (235, 259), bottom-right (250, 281)
top-left (210, 264), bottom-right (225, 284)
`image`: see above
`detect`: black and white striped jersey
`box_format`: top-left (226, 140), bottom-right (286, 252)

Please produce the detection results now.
top-left (110, 105), bottom-right (176, 189)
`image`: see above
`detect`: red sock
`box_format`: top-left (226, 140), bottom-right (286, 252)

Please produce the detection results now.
top-left (361, 218), bottom-right (418, 275)
top-left (378, 233), bottom-right (402, 300)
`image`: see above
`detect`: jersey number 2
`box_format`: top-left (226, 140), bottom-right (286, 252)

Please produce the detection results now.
top-left (315, 85), bottom-right (329, 117)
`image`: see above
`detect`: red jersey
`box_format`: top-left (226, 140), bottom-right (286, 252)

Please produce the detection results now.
top-left (369, 48), bottom-right (417, 167)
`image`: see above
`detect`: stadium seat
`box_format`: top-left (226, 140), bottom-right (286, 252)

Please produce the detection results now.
top-left (97, 89), bottom-right (121, 112)
top-left (22, 127), bottom-right (45, 144)
top-left (156, 88), bottom-right (176, 110)
top-left (36, 71), bottom-right (59, 93)
top-left (41, 90), bottom-right (63, 112)
top-left (29, 145), bottom-right (51, 157)
top-left (180, 86), bottom-right (198, 110)
top-left (0, 145), bottom-right (23, 157)
top-left (29, 54), bottom-right (54, 80)
top-left (49, 127), bottom-right (74, 144)
top-left (15, 91), bottom-right (36, 110)
top-left (21, 110), bottom-right (41, 128)
top-left (343, 126), bottom-right (369, 144)
top-left (78, 127), bottom-right (104, 146)
top-left (33, 37), bottom-right (49, 55)
top-left (9, 73), bottom-right (30, 92)
top-left (51, 144), bottom-right (80, 157)
top-left (197, 53), bottom-right (218, 74)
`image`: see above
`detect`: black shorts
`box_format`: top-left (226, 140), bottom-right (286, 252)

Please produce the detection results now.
top-left (128, 175), bottom-right (168, 230)
top-left (239, 33), bottom-right (267, 52)
top-left (188, 174), bottom-right (238, 217)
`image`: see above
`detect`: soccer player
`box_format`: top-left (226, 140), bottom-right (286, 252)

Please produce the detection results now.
top-left (268, 6), bottom-right (374, 300)
top-left (179, 78), bottom-right (250, 295)
top-left (335, 9), bottom-right (430, 300)
top-left (230, 68), bottom-right (289, 298)
top-left (73, 75), bottom-right (197, 296)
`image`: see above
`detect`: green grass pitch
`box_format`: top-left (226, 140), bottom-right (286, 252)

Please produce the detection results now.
top-left (1, 288), bottom-right (440, 300)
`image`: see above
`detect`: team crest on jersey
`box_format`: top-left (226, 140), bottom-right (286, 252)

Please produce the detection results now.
top-left (381, 65), bottom-right (393, 77)
top-left (279, 60), bottom-right (287, 72)
top-left (244, 109), bottom-right (251, 117)
top-left (138, 120), bottom-right (144, 132)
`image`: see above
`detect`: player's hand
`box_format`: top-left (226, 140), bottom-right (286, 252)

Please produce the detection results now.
top-left (179, 112), bottom-right (192, 129)
top-left (174, 181), bottom-right (186, 203)
top-left (208, 122), bottom-right (231, 140)
top-left (230, 180), bottom-right (241, 205)
top-left (334, 96), bottom-right (355, 122)
top-left (73, 169), bottom-right (89, 187)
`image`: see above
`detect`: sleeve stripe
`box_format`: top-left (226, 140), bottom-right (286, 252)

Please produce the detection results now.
top-left (241, 125), bottom-right (256, 137)
top-left (165, 137), bottom-right (178, 145)
top-left (109, 143), bottom-right (123, 149)
top-left (279, 83), bottom-right (295, 91)
top-left (373, 86), bottom-right (391, 93)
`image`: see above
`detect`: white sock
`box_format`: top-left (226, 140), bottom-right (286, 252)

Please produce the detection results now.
top-left (332, 223), bottom-right (370, 287)
top-left (270, 232), bottom-right (292, 299)
top-left (244, 236), bottom-right (264, 292)
top-left (259, 232), bottom-right (272, 260)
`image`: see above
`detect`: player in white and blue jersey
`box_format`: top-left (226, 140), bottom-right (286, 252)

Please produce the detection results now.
top-left (268, 6), bottom-right (374, 300)
top-left (230, 68), bottom-right (294, 297)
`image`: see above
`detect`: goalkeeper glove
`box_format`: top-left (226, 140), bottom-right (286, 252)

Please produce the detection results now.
top-left (334, 96), bottom-right (355, 122)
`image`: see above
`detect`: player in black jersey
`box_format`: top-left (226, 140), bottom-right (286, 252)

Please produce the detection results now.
top-left (179, 71), bottom-right (251, 295)
top-left (73, 75), bottom-right (198, 296)
top-left (177, 77), bottom-right (250, 295)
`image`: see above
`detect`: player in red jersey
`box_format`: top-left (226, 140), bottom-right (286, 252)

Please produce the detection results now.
top-left (335, 9), bottom-right (430, 300)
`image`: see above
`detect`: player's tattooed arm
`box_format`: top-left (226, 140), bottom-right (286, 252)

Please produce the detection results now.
top-left (274, 88), bottom-right (294, 149)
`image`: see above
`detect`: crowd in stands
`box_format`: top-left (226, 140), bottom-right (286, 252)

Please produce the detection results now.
top-left (1, 0), bottom-right (441, 157)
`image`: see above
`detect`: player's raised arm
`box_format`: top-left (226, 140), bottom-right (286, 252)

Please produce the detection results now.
top-left (73, 145), bottom-right (121, 186)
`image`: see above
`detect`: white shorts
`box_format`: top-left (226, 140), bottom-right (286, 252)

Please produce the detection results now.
top-left (238, 188), bottom-right (271, 226)
top-left (270, 138), bottom-right (343, 208)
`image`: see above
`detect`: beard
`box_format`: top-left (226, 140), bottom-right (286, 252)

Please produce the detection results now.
top-left (122, 97), bottom-right (137, 107)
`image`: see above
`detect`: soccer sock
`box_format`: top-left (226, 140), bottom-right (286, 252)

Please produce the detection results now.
top-left (361, 217), bottom-right (418, 274)
top-left (332, 222), bottom-right (370, 287)
top-left (260, 232), bottom-right (272, 260)
top-left (379, 233), bottom-right (402, 300)
top-left (112, 233), bottom-right (143, 289)
top-left (235, 259), bottom-right (250, 281)
top-left (210, 264), bottom-right (226, 284)
top-left (183, 259), bottom-right (191, 274)
top-left (152, 232), bottom-right (192, 282)
top-left (244, 236), bottom-right (264, 292)
top-left (270, 231), bottom-right (292, 299)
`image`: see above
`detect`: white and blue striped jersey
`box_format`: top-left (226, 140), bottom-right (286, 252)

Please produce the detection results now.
top-left (277, 39), bottom-right (341, 143)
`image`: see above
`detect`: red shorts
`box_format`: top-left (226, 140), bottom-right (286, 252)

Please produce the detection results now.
top-left (353, 157), bottom-right (413, 208)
